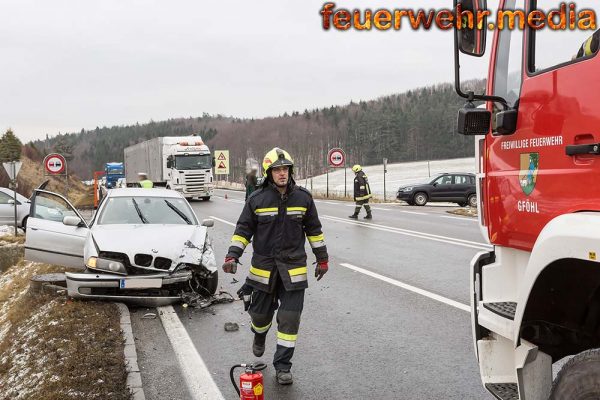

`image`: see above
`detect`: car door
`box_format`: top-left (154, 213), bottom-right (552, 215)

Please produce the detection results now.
top-left (25, 189), bottom-right (89, 269)
top-left (0, 190), bottom-right (13, 225)
top-left (451, 175), bottom-right (471, 201)
top-left (429, 175), bottom-right (453, 200)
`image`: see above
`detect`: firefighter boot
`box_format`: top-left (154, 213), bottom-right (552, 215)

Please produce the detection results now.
top-left (253, 333), bottom-right (266, 357)
top-left (364, 212), bottom-right (372, 219)
top-left (348, 213), bottom-right (358, 219)
top-left (276, 370), bottom-right (293, 385)
top-left (363, 205), bottom-right (372, 219)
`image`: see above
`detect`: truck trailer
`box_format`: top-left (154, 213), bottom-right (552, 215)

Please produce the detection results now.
top-left (453, 1), bottom-right (600, 399)
top-left (124, 136), bottom-right (214, 200)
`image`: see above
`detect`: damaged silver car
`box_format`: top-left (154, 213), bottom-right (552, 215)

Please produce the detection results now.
top-left (24, 188), bottom-right (218, 306)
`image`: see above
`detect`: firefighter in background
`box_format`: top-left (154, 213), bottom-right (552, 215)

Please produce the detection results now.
top-left (245, 165), bottom-right (259, 201)
top-left (222, 147), bottom-right (329, 386)
top-left (349, 164), bottom-right (372, 219)
top-left (575, 29), bottom-right (600, 59)
top-left (137, 173), bottom-right (153, 188)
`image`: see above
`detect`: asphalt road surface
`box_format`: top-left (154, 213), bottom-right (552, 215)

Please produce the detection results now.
top-left (134, 188), bottom-right (493, 400)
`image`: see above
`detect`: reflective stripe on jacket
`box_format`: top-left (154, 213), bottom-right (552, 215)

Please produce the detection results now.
top-left (139, 180), bottom-right (154, 188)
top-left (353, 171), bottom-right (372, 201)
top-left (226, 182), bottom-right (328, 292)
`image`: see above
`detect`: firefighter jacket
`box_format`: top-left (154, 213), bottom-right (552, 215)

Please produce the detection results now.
top-left (353, 171), bottom-right (372, 202)
top-left (227, 181), bottom-right (328, 293)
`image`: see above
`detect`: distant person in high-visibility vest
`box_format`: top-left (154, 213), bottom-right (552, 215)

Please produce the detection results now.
top-left (349, 164), bottom-right (372, 219)
top-left (138, 173), bottom-right (153, 189)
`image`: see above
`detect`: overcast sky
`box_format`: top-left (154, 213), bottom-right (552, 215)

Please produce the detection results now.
top-left (1, 0), bottom-right (592, 143)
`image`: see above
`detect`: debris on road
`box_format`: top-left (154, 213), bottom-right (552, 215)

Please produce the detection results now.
top-left (142, 312), bottom-right (157, 319)
top-left (224, 322), bottom-right (240, 332)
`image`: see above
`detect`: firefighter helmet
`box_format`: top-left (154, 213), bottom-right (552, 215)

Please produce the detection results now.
top-left (352, 164), bottom-right (362, 173)
top-left (262, 148), bottom-right (294, 176)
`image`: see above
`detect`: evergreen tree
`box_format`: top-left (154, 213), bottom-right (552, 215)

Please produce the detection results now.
top-left (0, 129), bottom-right (22, 162)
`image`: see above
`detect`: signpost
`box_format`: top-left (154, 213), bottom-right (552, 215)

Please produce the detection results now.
top-left (327, 148), bottom-right (346, 198)
top-left (43, 153), bottom-right (69, 198)
top-left (2, 161), bottom-right (23, 237)
top-left (383, 158), bottom-right (388, 202)
top-left (215, 150), bottom-right (230, 176)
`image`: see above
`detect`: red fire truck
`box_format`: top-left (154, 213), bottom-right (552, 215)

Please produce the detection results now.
top-left (454, 0), bottom-right (600, 399)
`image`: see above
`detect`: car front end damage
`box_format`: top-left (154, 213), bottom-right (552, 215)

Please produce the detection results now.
top-left (65, 225), bottom-right (218, 306)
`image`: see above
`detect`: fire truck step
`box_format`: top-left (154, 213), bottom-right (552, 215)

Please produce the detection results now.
top-left (485, 383), bottom-right (518, 400)
top-left (483, 302), bottom-right (517, 320)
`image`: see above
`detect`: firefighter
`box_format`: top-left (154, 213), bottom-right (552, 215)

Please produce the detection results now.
top-left (222, 147), bottom-right (329, 386)
top-left (137, 173), bottom-right (153, 188)
top-left (575, 29), bottom-right (600, 59)
top-left (349, 164), bottom-right (372, 219)
top-left (245, 166), bottom-right (259, 201)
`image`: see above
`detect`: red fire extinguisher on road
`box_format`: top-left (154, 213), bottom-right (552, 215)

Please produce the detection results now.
top-left (230, 362), bottom-right (267, 400)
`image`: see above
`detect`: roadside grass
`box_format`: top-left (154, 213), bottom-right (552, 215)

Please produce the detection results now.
top-left (0, 235), bottom-right (25, 245)
top-left (0, 260), bottom-right (129, 400)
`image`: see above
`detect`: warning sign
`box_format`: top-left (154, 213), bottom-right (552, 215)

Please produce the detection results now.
top-left (215, 150), bottom-right (229, 174)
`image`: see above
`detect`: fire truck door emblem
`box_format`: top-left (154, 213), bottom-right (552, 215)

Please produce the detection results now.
top-left (519, 152), bottom-right (539, 196)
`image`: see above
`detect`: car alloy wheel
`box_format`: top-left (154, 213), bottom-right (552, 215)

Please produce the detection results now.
top-left (413, 192), bottom-right (428, 206)
top-left (468, 194), bottom-right (477, 208)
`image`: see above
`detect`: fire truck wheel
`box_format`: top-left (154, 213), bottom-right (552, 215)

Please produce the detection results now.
top-left (468, 194), bottom-right (477, 208)
top-left (413, 192), bottom-right (428, 206)
top-left (549, 348), bottom-right (600, 400)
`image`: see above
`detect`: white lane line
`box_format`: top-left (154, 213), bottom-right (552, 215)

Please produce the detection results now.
top-left (441, 215), bottom-right (478, 222)
top-left (210, 215), bottom-right (236, 227)
top-left (400, 210), bottom-right (428, 215)
top-left (340, 263), bottom-right (470, 313)
top-left (326, 201), bottom-right (340, 205)
top-left (322, 215), bottom-right (491, 250)
top-left (370, 207), bottom-right (391, 211)
top-left (158, 306), bottom-right (226, 400)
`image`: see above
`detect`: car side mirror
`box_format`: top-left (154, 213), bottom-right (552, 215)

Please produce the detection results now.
top-left (63, 216), bottom-right (83, 227)
top-left (432, 182), bottom-right (438, 187)
top-left (8, 199), bottom-right (15, 205)
top-left (495, 109), bottom-right (518, 136)
top-left (212, 157), bottom-right (216, 167)
top-left (201, 218), bottom-right (214, 228)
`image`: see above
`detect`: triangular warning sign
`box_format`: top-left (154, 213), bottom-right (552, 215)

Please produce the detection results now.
top-left (218, 161), bottom-right (226, 168)
top-left (217, 153), bottom-right (226, 160)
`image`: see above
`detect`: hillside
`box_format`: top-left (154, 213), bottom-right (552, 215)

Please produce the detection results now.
top-left (32, 80), bottom-right (485, 182)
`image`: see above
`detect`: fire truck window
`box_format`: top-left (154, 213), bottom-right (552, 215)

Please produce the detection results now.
top-left (531, 24), bottom-right (598, 72)
top-left (493, 0), bottom-right (525, 108)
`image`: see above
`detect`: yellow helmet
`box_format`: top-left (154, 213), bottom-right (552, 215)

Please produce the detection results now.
top-left (352, 164), bottom-right (362, 173)
top-left (262, 148), bottom-right (294, 176)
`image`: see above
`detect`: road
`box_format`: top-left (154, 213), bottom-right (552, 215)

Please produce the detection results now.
top-left (133, 188), bottom-right (492, 400)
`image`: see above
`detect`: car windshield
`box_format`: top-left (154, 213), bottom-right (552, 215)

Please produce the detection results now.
top-left (175, 154), bottom-right (212, 170)
top-left (98, 196), bottom-right (197, 225)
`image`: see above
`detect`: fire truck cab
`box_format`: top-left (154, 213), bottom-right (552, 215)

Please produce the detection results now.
top-left (454, 0), bottom-right (600, 399)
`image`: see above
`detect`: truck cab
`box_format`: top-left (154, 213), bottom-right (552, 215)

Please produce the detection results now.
top-left (104, 162), bottom-right (125, 189)
top-left (454, 1), bottom-right (600, 399)
top-left (164, 138), bottom-right (214, 200)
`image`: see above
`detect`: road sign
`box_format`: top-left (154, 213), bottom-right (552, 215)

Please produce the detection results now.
top-left (327, 148), bottom-right (345, 168)
top-left (2, 161), bottom-right (22, 180)
top-left (215, 150), bottom-right (230, 174)
top-left (43, 153), bottom-right (67, 175)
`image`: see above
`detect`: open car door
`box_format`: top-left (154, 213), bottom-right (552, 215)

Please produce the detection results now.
top-left (25, 189), bottom-right (89, 269)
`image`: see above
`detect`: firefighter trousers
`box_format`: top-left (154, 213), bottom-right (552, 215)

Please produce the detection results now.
top-left (353, 200), bottom-right (371, 216)
top-left (248, 277), bottom-right (305, 371)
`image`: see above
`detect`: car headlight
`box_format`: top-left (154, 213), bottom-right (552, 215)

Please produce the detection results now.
top-left (402, 187), bottom-right (414, 192)
top-left (86, 256), bottom-right (127, 275)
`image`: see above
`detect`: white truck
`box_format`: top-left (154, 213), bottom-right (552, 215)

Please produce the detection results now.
top-left (124, 136), bottom-right (214, 200)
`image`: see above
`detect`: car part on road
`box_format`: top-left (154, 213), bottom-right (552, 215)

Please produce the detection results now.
top-left (224, 322), bottom-right (240, 332)
top-left (230, 362), bottom-right (267, 399)
top-left (413, 192), bottom-right (428, 206)
top-left (180, 290), bottom-right (235, 310)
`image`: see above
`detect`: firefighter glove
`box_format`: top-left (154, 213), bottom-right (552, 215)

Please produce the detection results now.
top-left (222, 257), bottom-right (238, 274)
top-left (236, 283), bottom-right (253, 311)
top-left (315, 260), bottom-right (328, 281)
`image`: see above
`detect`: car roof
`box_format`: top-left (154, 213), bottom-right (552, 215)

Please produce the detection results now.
top-left (106, 188), bottom-right (185, 198)
top-left (435, 172), bottom-right (475, 176)
top-left (0, 187), bottom-right (29, 201)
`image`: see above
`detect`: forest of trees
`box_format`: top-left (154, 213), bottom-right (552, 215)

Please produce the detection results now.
top-left (31, 81), bottom-right (484, 183)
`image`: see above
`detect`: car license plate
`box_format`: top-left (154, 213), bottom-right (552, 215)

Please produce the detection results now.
top-left (119, 278), bottom-right (162, 289)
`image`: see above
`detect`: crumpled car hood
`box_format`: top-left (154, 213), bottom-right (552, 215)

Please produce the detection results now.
top-left (88, 224), bottom-right (215, 271)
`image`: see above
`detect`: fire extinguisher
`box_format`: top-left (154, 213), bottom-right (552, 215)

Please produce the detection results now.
top-left (230, 362), bottom-right (267, 400)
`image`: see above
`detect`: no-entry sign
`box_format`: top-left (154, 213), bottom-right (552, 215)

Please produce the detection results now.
top-left (327, 148), bottom-right (345, 168)
top-left (44, 153), bottom-right (67, 175)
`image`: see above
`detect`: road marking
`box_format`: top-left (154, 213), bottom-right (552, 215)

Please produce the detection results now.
top-left (326, 201), bottom-right (340, 205)
top-left (210, 215), bottom-right (236, 227)
top-left (158, 306), bottom-right (226, 400)
top-left (441, 215), bottom-right (478, 222)
top-left (322, 215), bottom-right (491, 250)
top-left (400, 210), bottom-right (427, 215)
top-left (340, 263), bottom-right (470, 313)
top-left (370, 207), bottom-right (391, 211)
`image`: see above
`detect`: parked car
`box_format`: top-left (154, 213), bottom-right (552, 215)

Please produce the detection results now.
top-left (396, 173), bottom-right (477, 207)
top-left (24, 187), bottom-right (218, 306)
top-left (0, 187), bottom-right (30, 229)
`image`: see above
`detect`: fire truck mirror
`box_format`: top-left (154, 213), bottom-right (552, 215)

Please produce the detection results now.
top-left (495, 109), bottom-right (518, 136)
top-left (456, 0), bottom-right (487, 57)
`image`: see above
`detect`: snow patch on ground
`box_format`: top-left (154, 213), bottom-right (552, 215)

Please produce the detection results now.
top-left (0, 225), bottom-right (25, 237)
